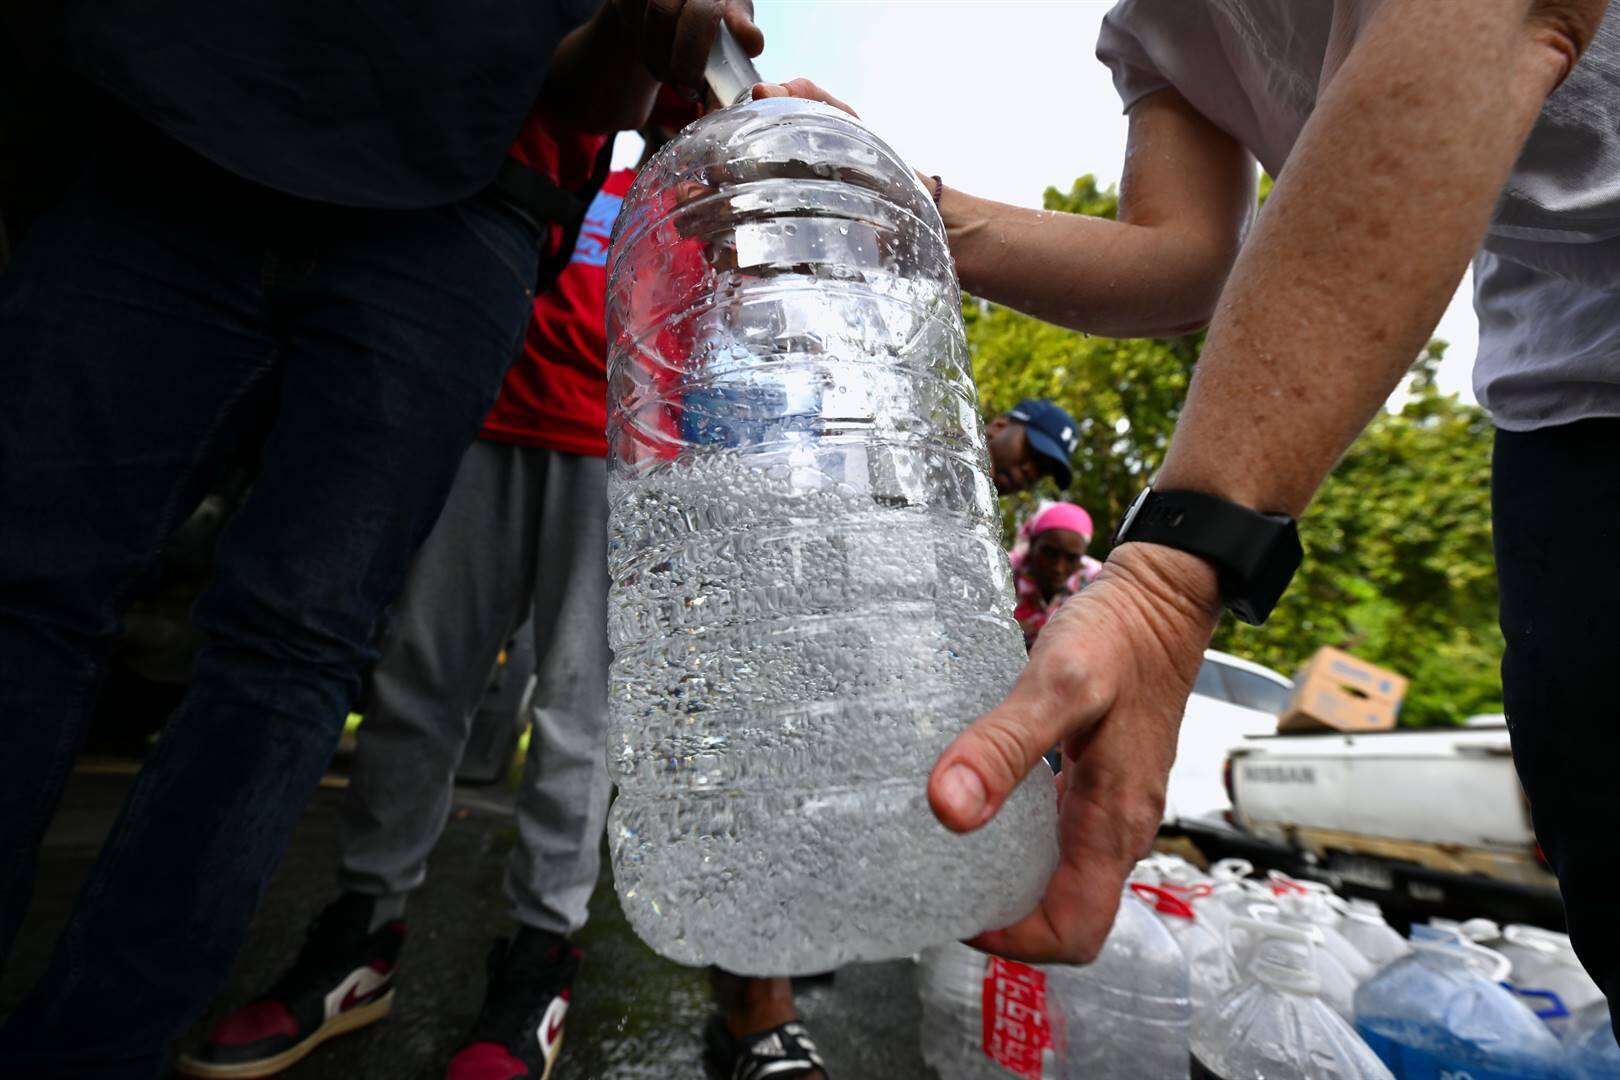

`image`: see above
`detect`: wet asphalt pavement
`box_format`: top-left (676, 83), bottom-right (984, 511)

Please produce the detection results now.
top-left (3, 765), bottom-right (934, 1080)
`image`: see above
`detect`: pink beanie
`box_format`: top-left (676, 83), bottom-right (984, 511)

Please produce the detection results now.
top-left (1023, 501), bottom-right (1094, 544)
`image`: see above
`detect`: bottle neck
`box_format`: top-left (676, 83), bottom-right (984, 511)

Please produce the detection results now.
top-left (1229, 920), bottom-right (1322, 996)
top-left (1253, 954), bottom-right (1321, 994)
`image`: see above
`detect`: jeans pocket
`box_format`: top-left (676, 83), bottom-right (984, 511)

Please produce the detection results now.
top-left (451, 193), bottom-right (544, 297)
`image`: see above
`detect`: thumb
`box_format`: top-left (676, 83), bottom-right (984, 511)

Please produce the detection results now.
top-left (928, 656), bottom-right (1102, 833)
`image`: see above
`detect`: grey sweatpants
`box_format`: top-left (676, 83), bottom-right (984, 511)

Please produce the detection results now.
top-left (337, 439), bottom-right (610, 935)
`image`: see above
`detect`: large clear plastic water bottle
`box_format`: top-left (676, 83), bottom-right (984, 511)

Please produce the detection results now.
top-left (1131, 883), bottom-right (1236, 1012)
top-left (1192, 921), bottom-right (1394, 1080)
top-left (603, 96), bottom-right (1057, 974)
top-left (1354, 931), bottom-right (1565, 1078)
top-left (1248, 902), bottom-right (1359, 1022)
top-left (1134, 854), bottom-right (1242, 947)
top-left (1049, 890), bottom-right (1192, 1080)
top-left (916, 886), bottom-right (1192, 1080)
top-left (1331, 898), bottom-right (1410, 971)
top-left (917, 943), bottom-right (1056, 1080)
top-left (1274, 893), bottom-right (1376, 984)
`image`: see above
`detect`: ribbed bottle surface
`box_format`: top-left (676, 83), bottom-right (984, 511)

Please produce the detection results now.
top-left (604, 97), bottom-right (1055, 974)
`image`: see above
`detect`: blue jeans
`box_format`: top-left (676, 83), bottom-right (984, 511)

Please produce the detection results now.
top-left (0, 111), bottom-right (539, 1077)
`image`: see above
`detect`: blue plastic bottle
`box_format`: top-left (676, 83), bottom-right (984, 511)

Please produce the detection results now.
top-left (1354, 931), bottom-right (1563, 1079)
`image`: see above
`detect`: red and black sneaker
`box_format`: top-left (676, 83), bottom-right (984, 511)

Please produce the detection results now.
top-left (177, 893), bottom-right (404, 1078)
top-left (445, 928), bottom-right (580, 1080)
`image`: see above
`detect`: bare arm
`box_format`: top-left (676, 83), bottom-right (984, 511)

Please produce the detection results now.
top-left (751, 80), bottom-right (1255, 339)
top-left (943, 88), bottom-right (1256, 338)
top-left (1155, 0), bottom-right (1594, 515)
top-left (932, 0), bottom-right (1607, 964)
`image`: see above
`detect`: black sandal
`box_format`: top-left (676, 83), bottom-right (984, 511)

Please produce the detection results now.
top-left (703, 1013), bottom-right (828, 1080)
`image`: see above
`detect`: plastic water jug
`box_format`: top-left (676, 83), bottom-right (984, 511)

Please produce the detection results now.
top-left (1191, 921), bottom-right (1393, 1079)
top-left (1332, 898), bottom-right (1410, 970)
top-left (1056, 887), bottom-right (1198, 1080)
top-left (918, 942), bottom-right (1054, 1080)
top-left (1494, 924), bottom-right (1603, 1039)
top-left (603, 95), bottom-right (1057, 974)
top-left (1251, 902), bottom-right (1359, 1021)
top-left (917, 886), bottom-right (1192, 1080)
top-left (1354, 932), bottom-right (1564, 1078)
top-left (1049, 889), bottom-right (1192, 1079)
top-left (1274, 892), bottom-right (1376, 984)
top-left (1132, 884), bottom-right (1235, 1011)
top-left (1565, 1000), bottom-right (1620, 1079)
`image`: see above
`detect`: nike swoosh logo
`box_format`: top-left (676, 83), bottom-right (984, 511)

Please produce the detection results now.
top-left (537, 996), bottom-right (568, 1054)
top-left (326, 966), bottom-right (391, 1019)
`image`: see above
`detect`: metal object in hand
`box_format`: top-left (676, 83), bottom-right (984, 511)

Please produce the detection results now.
top-left (704, 22), bottom-right (762, 108)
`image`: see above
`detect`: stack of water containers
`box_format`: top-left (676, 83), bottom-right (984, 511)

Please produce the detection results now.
top-left (915, 854), bottom-right (1620, 1079)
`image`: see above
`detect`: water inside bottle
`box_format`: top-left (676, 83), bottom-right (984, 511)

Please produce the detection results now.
top-left (604, 96), bottom-right (1057, 974)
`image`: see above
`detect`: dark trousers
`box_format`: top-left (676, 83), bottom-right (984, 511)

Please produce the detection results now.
top-left (0, 114), bottom-right (539, 1077)
top-left (1495, 419), bottom-right (1620, 1033)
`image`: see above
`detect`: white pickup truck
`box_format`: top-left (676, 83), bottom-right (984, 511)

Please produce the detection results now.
top-left (1218, 716), bottom-right (1562, 927)
top-left (1163, 649), bottom-right (1295, 826)
top-left (1151, 652), bottom-right (1562, 927)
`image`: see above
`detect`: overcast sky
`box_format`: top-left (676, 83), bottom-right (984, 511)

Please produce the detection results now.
top-left (616, 0), bottom-right (1480, 403)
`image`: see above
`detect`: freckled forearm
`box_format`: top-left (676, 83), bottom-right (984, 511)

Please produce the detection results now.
top-left (1154, 0), bottom-right (1580, 515)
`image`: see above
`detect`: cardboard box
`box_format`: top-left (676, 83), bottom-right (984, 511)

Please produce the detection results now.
top-left (1277, 646), bottom-right (1407, 733)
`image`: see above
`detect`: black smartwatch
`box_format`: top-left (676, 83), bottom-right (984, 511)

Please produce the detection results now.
top-left (1112, 487), bottom-right (1302, 626)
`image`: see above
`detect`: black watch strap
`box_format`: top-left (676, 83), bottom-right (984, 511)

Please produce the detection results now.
top-left (1112, 488), bottom-right (1302, 626)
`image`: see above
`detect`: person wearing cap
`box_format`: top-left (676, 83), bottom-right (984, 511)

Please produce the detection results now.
top-left (986, 398), bottom-right (1082, 495)
top-left (1010, 502), bottom-right (1096, 648)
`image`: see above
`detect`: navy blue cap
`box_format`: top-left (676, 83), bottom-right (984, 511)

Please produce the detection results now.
top-left (1005, 398), bottom-right (1080, 488)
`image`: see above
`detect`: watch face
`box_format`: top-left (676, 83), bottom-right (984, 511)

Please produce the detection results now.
top-left (1114, 487), bottom-right (1151, 546)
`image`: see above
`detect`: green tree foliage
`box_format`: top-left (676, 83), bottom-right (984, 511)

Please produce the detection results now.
top-left (971, 176), bottom-right (1501, 727)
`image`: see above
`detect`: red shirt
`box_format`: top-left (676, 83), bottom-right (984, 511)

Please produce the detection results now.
top-left (479, 109), bottom-right (623, 456)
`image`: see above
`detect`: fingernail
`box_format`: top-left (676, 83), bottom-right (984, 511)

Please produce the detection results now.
top-left (939, 764), bottom-right (988, 824)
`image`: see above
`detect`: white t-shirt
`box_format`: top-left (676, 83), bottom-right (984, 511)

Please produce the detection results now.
top-left (1097, 0), bottom-right (1620, 431)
